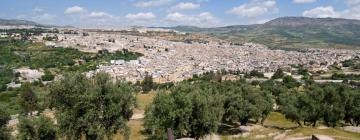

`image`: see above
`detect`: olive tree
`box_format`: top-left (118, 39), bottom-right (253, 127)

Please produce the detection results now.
top-left (223, 84), bottom-right (273, 125)
top-left (144, 82), bottom-right (224, 140)
top-left (49, 72), bottom-right (136, 140)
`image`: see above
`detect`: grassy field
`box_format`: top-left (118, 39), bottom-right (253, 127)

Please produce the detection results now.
top-left (114, 92), bottom-right (156, 140)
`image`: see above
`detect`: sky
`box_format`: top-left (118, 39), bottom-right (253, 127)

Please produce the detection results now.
top-left (0, 0), bottom-right (359, 28)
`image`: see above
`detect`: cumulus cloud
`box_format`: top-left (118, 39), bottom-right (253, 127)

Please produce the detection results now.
top-left (135, 0), bottom-right (172, 8)
top-left (293, 0), bottom-right (316, 4)
top-left (228, 0), bottom-right (277, 17)
top-left (64, 6), bottom-right (86, 14)
top-left (88, 12), bottom-right (113, 18)
top-left (32, 7), bottom-right (44, 13)
top-left (303, 2), bottom-right (360, 20)
top-left (126, 12), bottom-right (156, 20)
top-left (171, 2), bottom-right (200, 10)
top-left (345, 0), bottom-right (360, 5)
top-left (302, 6), bottom-right (340, 18)
top-left (165, 12), bottom-right (220, 27)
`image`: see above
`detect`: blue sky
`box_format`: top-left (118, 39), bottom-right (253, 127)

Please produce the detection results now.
top-left (0, 0), bottom-right (359, 27)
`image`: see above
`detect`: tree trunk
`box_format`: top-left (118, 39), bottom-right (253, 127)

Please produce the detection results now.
top-left (296, 121), bottom-right (302, 127)
top-left (260, 117), bottom-right (266, 125)
top-left (240, 119), bottom-right (248, 126)
top-left (312, 121), bottom-right (317, 127)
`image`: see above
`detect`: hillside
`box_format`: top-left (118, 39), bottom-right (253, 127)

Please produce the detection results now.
top-left (0, 18), bottom-right (73, 28)
top-left (165, 17), bottom-right (360, 49)
top-left (0, 18), bottom-right (39, 26)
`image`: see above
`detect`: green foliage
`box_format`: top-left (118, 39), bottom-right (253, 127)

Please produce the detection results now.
top-left (0, 105), bottom-right (11, 140)
top-left (19, 83), bottom-right (38, 115)
top-left (49, 72), bottom-right (136, 140)
top-left (279, 83), bottom-right (360, 127)
top-left (272, 69), bottom-right (285, 79)
top-left (342, 60), bottom-right (355, 67)
top-left (144, 82), bottom-right (224, 140)
top-left (0, 67), bottom-right (15, 92)
top-left (282, 75), bottom-right (301, 89)
top-left (345, 90), bottom-right (360, 126)
top-left (144, 80), bottom-right (273, 139)
top-left (141, 72), bottom-right (154, 93)
top-left (223, 82), bottom-right (273, 125)
top-left (298, 67), bottom-right (309, 76)
top-left (18, 115), bottom-right (56, 140)
top-left (246, 70), bottom-right (264, 78)
top-left (41, 71), bottom-right (54, 81)
top-left (0, 39), bottom-right (142, 74)
top-left (331, 72), bottom-right (360, 80)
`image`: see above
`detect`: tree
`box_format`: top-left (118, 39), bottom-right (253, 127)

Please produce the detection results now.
top-left (248, 70), bottom-right (264, 78)
top-left (18, 115), bottom-right (56, 140)
top-left (322, 84), bottom-right (346, 127)
top-left (279, 89), bottom-right (304, 126)
top-left (144, 82), bottom-right (224, 140)
top-left (19, 83), bottom-right (38, 115)
top-left (141, 72), bottom-right (154, 93)
top-left (49, 72), bottom-right (136, 140)
top-left (0, 105), bottom-right (11, 140)
top-left (223, 84), bottom-right (273, 125)
top-left (272, 69), bottom-right (285, 79)
top-left (345, 89), bottom-right (360, 126)
top-left (283, 75), bottom-right (301, 89)
top-left (302, 85), bottom-right (325, 127)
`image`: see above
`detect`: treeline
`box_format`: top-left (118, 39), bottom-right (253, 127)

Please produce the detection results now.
top-left (144, 75), bottom-right (360, 139)
top-left (279, 83), bottom-right (360, 127)
top-left (144, 80), bottom-right (273, 139)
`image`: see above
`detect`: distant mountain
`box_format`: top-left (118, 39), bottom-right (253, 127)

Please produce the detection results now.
top-left (264, 17), bottom-right (360, 27)
top-left (0, 18), bottom-right (39, 26)
top-left (0, 18), bottom-right (74, 28)
top-left (164, 17), bottom-right (360, 49)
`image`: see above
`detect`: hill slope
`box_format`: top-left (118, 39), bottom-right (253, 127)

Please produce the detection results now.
top-left (0, 18), bottom-right (73, 28)
top-left (0, 18), bottom-right (39, 26)
top-left (166, 17), bottom-right (360, 49)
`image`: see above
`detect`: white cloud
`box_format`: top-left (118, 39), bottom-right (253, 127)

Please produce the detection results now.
top-left (172, 2), bottom-right (200, 10)
top-left (135, 0), bottom-right (172, 8)
top-left (165, 12), bottom-right (220, 27)
top-left (196, 0), bottom-right (209, 2)
top-left (345, 0), bottom-right (360, 5)
top-left (32, 7), bottom-right (44, 13)
top-left (88, 12), bottom-right (113, 18)
top-left (228, 0), bottom-right (277, 17)
top-left (64, 6), bottom-right (86, 14)
top-left (126, 12), bottom-right (156, 20)
top-left (303, 6), bottom-right (340, 18)
top-left (302, 1), bottom-right (360, 20)
top-left (293, 0), bottom-right (316, 4)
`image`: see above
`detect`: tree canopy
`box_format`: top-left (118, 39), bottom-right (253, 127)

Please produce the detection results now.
top-left (49, 72), bottom-right (136, 140)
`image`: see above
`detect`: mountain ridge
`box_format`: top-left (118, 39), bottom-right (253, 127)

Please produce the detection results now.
top-left (161, 17), bottom-right (360, 49)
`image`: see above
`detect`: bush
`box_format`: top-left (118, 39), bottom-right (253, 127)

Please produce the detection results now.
top-left (41, 74), bottom-right (55, 81)
top-left (0, 105), bottom-right (11, 140)
top-left (18, 115), bottom-right (56, 140)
